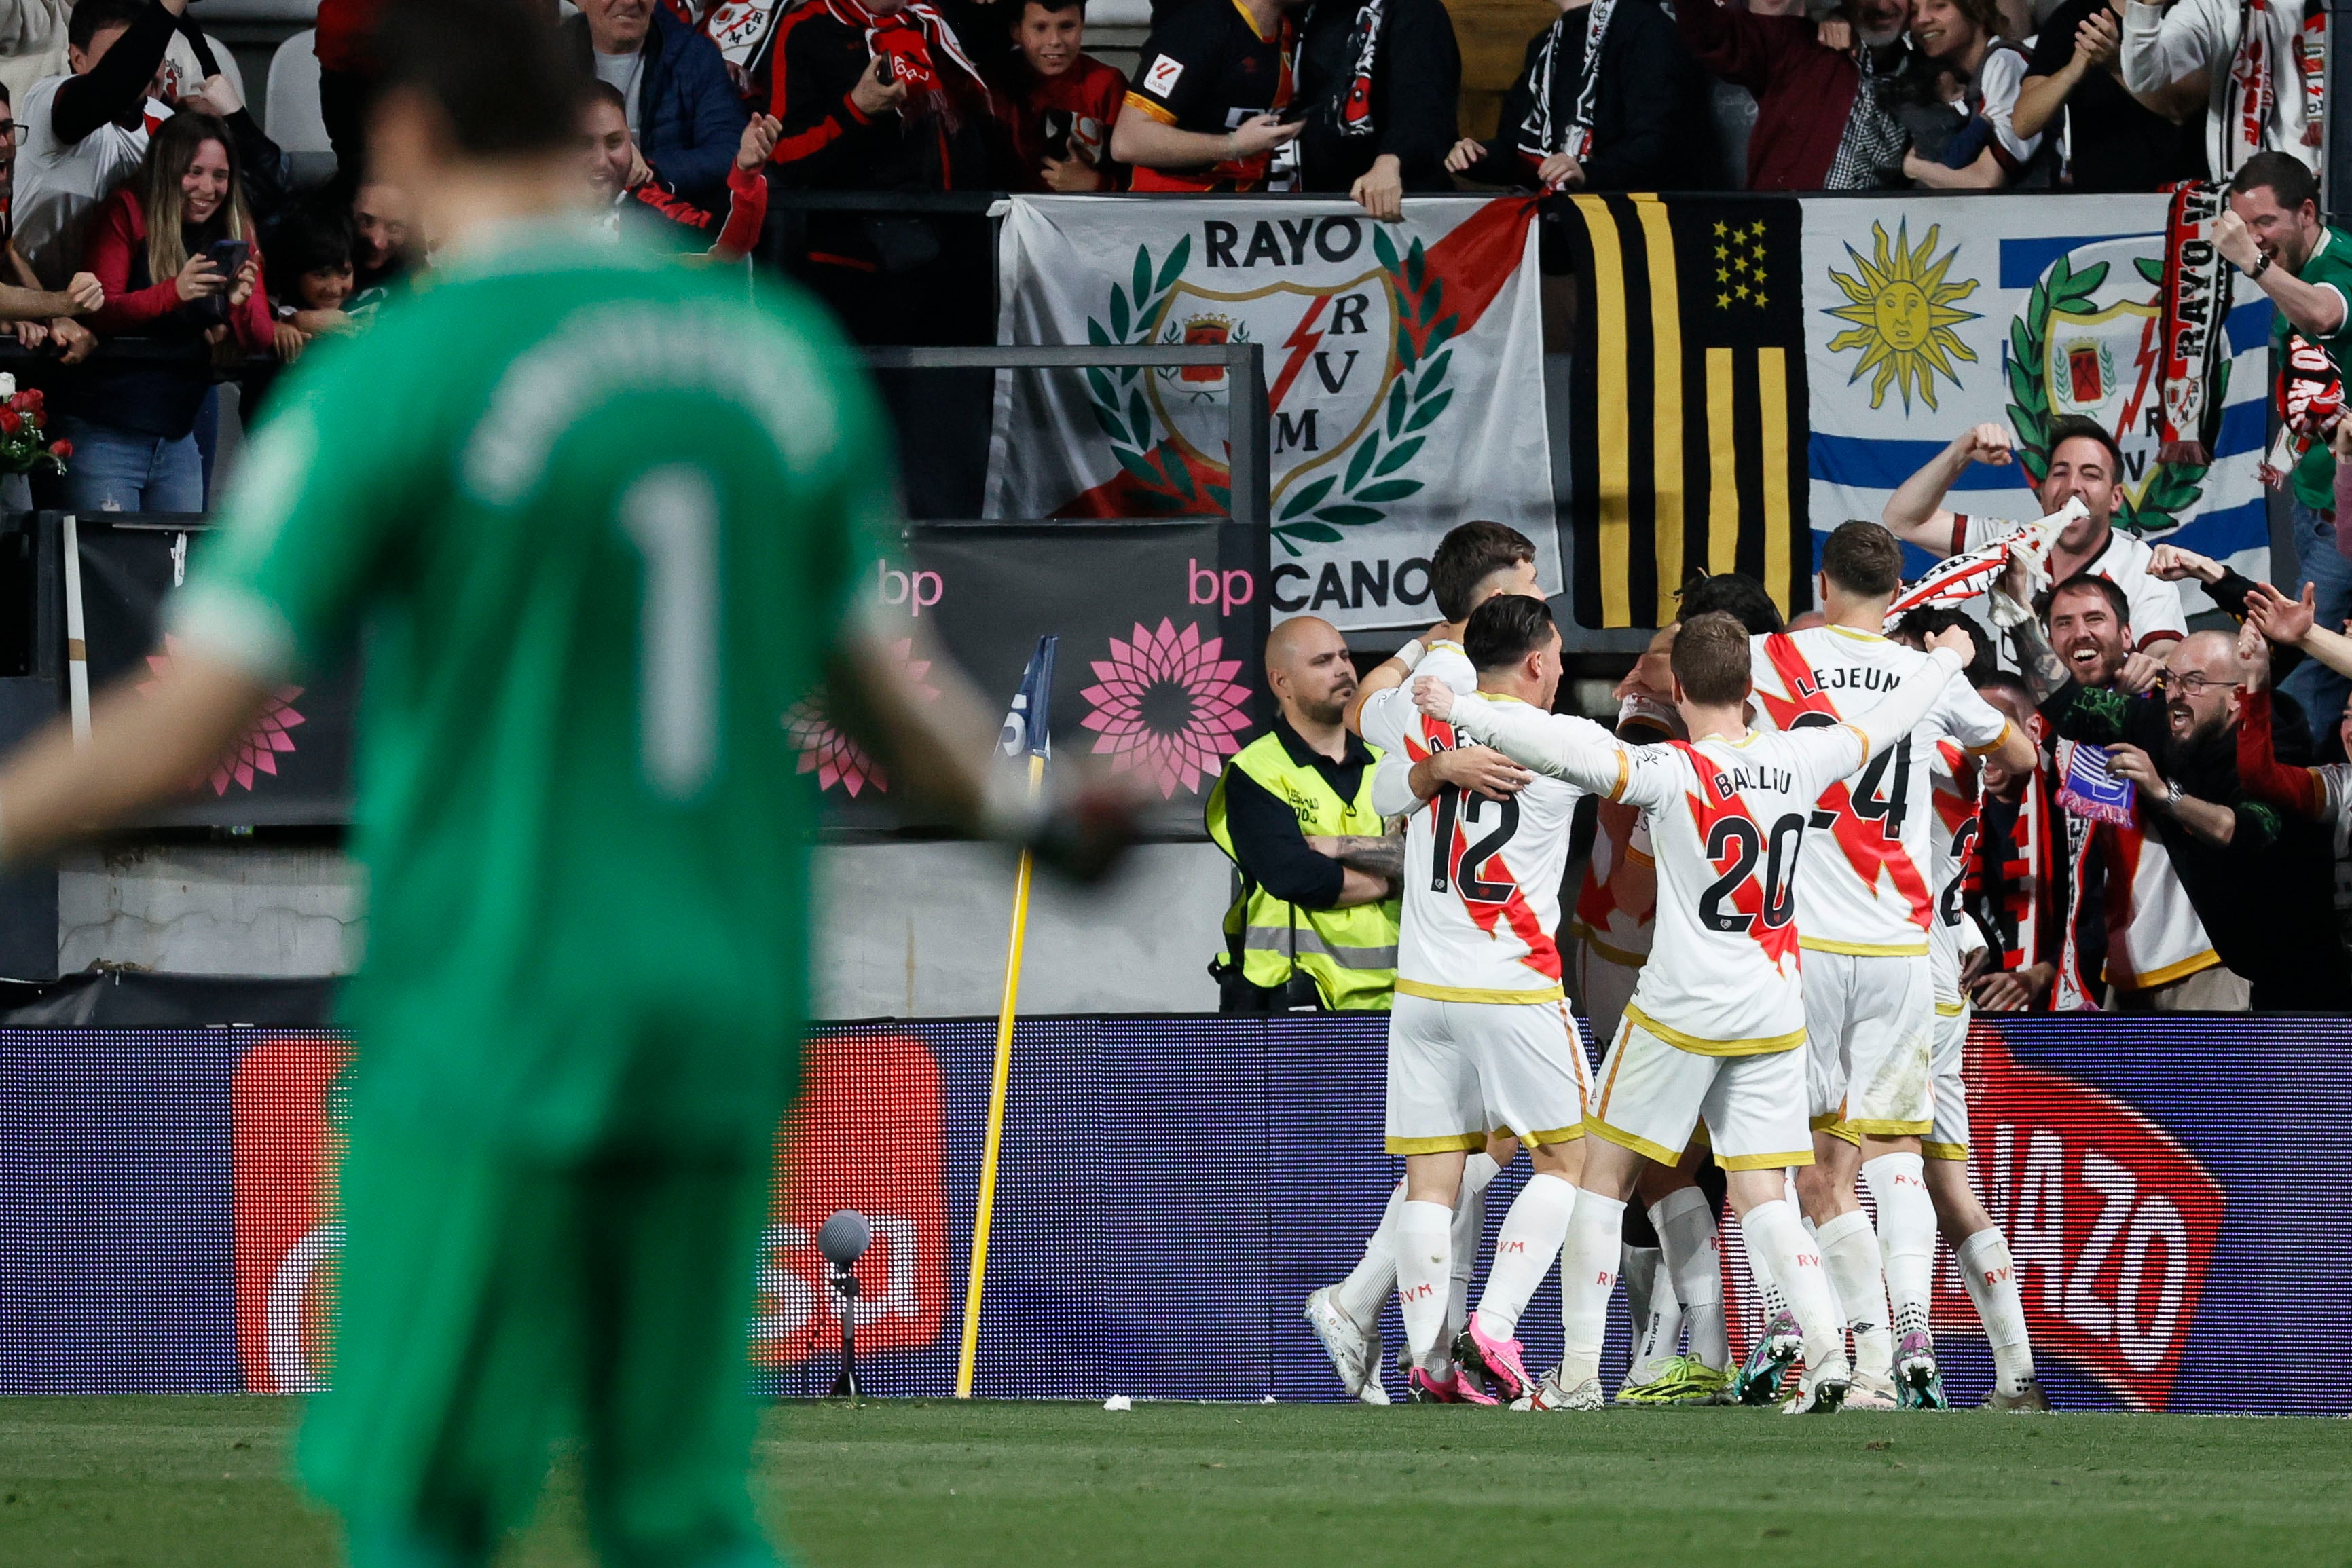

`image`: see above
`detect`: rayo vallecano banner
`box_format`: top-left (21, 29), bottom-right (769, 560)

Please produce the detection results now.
top-left (1803, 193), bottom-right (2273, 602)
top-left (985, 196), bottom-right (1555, 634)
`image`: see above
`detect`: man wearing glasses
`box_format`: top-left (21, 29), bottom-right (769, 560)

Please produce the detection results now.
top-left (2008, 587), bottom-right (2352, 1010)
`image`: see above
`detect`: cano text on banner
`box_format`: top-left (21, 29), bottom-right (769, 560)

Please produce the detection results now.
top-left (985, 196), bottom-right (1556, 635)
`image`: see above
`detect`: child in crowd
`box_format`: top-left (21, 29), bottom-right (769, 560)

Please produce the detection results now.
top-left (996, 0), bottom-right (1126, 193)
top-left (266, 202), bottom-right (356, 366)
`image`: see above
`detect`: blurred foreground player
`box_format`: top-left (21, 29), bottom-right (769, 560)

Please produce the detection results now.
top-left (0, 3), bottom-right (1122, 1563)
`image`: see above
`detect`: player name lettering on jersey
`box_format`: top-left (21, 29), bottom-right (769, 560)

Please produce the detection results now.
top-left (1750, 626), bottom-right (2012, 955)
top-left (1701, 761), bottom-right (1797, 799)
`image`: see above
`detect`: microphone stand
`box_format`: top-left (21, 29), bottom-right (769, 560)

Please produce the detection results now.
top-left (829, 1263), bottom-right (862, 1398)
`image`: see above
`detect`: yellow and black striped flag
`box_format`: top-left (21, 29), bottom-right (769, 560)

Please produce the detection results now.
top-left (1560, 195), bottom-right (1812, 629)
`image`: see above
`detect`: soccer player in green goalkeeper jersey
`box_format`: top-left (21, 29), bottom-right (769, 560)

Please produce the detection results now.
top-left (0, 3), bottom-right (1124, 1563)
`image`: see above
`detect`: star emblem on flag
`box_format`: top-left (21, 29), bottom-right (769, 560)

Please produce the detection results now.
top-left (1716, 218), bottom-right (1774, 312)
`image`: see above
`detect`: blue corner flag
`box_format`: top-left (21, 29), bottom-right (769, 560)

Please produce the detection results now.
top-left (998, 635), bottom-right (1058, 763)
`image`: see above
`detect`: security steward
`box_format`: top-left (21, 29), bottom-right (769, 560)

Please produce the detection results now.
top-left (1206, 615), bottom-right (1402, 1011)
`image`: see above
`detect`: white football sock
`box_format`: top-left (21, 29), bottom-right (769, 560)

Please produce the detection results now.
top-left (1744, 1220), bottom-right (1788, 1326)
top-left (1442, 1155), bottom-right (1496, 1349)
top-left (1555, 1190), bottom-right (1625, 1392)
top-left (1816, 1208), bottom-right (1894, 1380)
top-left (1471, 1173), bottom-right (1578, 1342)
top-left (1651, 1186), bottom-right (1728, 1371)
top-left (1740, 1199), bottom-right (1848, 1382)
top-left (1958, 1227), bottom-right (2038, 1396)
top-left (1863, 1152), bottom-right (1937, 1342)
top-left (1395, 1199), bottom-right (1454, 1375)
top-left (1621, 1244), bottom-right (1667, 1370)
top-left (1462, 1151), bottom-right (1502, 1199)
top-left (1332, 1182), bottom-right (1403, 1332)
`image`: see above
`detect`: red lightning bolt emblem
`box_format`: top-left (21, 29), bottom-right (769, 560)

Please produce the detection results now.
top-left (1268, 293), bottom-right (1331, 411)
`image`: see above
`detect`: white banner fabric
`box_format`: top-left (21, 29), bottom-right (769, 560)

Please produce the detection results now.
top-left (985, 195), bottom-right (1555, 634)
top-left (1802, 193), bottom-right (2275, 612)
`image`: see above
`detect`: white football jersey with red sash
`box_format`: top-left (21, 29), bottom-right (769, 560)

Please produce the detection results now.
top-left (1441, 646), bottom-right (1970, 1054)
top-left (1928, 740), bottom-right (1986, 1006)
top-left (1363, 679), bottom-right (1586, 1002)
top-left (1748, 627), bottom-right (2015, 956)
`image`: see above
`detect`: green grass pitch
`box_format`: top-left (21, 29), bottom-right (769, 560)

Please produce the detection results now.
top-left (5, 1396), bottom-right (2350, 1567)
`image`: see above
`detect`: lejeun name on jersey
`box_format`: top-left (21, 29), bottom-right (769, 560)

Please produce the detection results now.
top-left (1705, 762), bottom-right (1795, 799)
top-left (1790, 664), bottom-right (1903, 697)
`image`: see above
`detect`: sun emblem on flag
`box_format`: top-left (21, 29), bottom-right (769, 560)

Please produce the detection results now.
top-left (784, 637), bottom-right (939, 797)
top-left (139, 636), bottom-right (306, 795)
top-left (1822, 219), bottom-right (1982, 412)
top-left (1078, 618), bottom-right (1252, 798)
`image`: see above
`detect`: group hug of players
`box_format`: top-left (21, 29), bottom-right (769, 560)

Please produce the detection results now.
top-left (1302, 521), bottom-right (2048, 1414)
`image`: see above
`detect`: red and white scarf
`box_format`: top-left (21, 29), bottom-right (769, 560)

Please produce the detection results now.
top-left (823, 0), bottom-right (993, 128)
top-left (2260, 331), bottom-right (2345, 487)
top-left (2223, 0), bottom-right (2326, 174)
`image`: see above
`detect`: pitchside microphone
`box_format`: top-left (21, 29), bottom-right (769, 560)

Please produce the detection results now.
top-left (820, 1210), bottom-right (870, 1398)
top-left (819, 1209), bottom-right (871, 1267)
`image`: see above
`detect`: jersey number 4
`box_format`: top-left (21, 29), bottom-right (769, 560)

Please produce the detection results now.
top-left (1793, 712), bottom-right (1910, 841)
top-left (1429, 788), bottom-right (1521, 901)
top-left (620, 466), bottom-right (720, 801)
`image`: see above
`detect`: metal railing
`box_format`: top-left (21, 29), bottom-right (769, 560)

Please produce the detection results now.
top-left (862, 342), bottom-right (1270, 530)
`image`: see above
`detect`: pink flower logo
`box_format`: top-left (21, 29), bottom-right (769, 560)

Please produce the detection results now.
top-left (784, 637), bottom-right (938, 797)
top-left (1079, 618), bottom-right (1253, 798)
top-left (140, 636), bottom-right (306, 795)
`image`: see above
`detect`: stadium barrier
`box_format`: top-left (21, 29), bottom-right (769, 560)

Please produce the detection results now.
top-left (2, 1013), bottom-right (2342, 1413)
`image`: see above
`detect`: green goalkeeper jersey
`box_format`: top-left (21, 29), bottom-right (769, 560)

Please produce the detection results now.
top-left (174, 223), bottom-right (891, 1154)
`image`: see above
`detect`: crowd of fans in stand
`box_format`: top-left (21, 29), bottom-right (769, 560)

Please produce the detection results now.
top-left (629, 0), bottom-right (2317, 201)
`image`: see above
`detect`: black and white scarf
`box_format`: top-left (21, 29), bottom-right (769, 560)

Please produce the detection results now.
top-left (2155, 180), bottom-right (2235, 466)
top-left (1517, 0), bottom-right (1617, 162)
top-left (1333, 0), bottom-right (1388, 137)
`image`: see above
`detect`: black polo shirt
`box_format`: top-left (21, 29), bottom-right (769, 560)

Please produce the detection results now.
top-left (1219, 713), bottom-right (1376, 908)
top-left (1124, 0), bottom-right (1297, 191)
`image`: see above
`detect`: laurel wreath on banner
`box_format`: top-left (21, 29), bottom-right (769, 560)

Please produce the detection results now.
top-left (2004, 253), bottom-right (2214, 538)
top-left (1079, 229), bottom-right (1458, 557)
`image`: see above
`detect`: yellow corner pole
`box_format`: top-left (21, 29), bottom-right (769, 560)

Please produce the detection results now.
top-left (957, 751), bottom-right (1045, 1398)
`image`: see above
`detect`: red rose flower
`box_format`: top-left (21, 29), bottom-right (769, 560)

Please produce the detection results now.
top-left (1, 408), bottom-right (24, 435)
top-left (48, 438), bottom-right (70, 458)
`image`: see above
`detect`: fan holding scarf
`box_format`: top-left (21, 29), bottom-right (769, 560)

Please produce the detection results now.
top-left (2119, 0), bottom-right (2323, 181)
top-left (1441, 0), bottom-right (1716, 193)
top-left (1292, 0), bottom-right (1460, 219)
top-left (766, 0), bottom-right (999, 191)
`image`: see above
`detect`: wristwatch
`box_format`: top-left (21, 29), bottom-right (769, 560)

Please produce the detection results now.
top-left (2247, 251), bottom-right (2274, 281)
top-left (2164, 780), bottom-right (2186, 810)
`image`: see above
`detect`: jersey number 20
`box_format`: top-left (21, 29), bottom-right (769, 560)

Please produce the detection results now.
top-left (1697, 813), bottom-right (1805, 933)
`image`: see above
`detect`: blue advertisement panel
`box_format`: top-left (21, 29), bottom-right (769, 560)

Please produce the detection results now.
top-left (1, 1018), bottom-right (2345, 1412)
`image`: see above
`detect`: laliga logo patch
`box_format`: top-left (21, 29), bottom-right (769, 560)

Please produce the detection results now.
top-left (1143, 54), bottom-right (1183, 95)
top-left (1932, 1027), bottom-right (2226, 1411)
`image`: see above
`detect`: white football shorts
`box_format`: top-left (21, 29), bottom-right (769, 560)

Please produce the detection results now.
top-left (1586, 1017), bottom-right (1812, 1172)
top-left (1384, 993), bottom-right (1591, 1155)
top-left (1801, 950), bottom-right (1934, 1137)
top-left (1571, 939), bottom-right (1642, 1053)
top-left (1924, 999), bottom-right (1972, 1162)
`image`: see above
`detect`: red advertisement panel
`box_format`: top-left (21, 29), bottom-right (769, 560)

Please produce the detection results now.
top-left (232, 1030), bottom-right (947, 1389)
top-left (1932, 1029), bottom-right (2226, 1410)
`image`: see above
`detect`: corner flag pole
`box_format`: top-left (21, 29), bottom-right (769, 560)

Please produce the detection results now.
top-left (957, 635), bottom-right (1057, 1399)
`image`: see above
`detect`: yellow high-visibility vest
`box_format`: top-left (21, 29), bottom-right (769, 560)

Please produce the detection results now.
top-left (1205, 729), bottom-right (1399, 1011)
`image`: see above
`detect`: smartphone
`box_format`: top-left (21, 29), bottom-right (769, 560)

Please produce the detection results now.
top-left (205, 238), bottom-right (249, 278)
